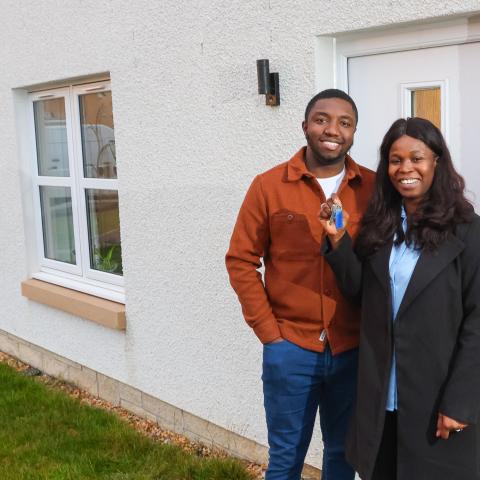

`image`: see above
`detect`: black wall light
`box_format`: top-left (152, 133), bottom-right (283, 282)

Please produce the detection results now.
top-left (256, 59), bottom-right (280, 106)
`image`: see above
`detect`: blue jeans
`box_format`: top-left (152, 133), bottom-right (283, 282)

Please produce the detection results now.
top-left (262, 340), bottom-right (358, 480)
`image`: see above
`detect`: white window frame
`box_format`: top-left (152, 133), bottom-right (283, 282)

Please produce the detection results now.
top-left (27, 81), bottom-right (125, 304)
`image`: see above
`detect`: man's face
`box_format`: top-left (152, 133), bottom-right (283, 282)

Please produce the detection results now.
top-left (302, 98), bottom-right (356, 164)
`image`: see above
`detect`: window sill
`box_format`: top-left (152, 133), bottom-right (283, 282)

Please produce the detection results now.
top-left (21, 279), bottom-right (126, 330)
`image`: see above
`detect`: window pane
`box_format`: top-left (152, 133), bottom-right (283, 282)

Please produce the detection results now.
top-left (85, 189), bottom-right (123, 275)
top-left (79, 91), bottom-right (117, 179)
top-left (39, 186), bottom-right (76, 264)
top-left (33, 98), bottom-right (70, 177)
top-left (411, 88), bottom-right (441, 129)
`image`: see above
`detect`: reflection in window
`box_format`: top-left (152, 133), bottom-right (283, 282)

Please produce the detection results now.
top-left (411, 88), bottom-right (441, 129)
top-left (85, 189), bottom-right (123, 275)
top-left (79, 91), bottom-right (117, 179)
top-left (33, 98), bottom-right (70, 177)
top-left (39, 186), bottom-right (76, 264)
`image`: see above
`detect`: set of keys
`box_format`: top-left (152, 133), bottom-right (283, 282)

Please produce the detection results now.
top-left (329, 204), bottom-right (344, 229)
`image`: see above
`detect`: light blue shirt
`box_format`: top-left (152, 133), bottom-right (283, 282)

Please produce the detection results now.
top-left (386, 208), bottom-right (421, 411)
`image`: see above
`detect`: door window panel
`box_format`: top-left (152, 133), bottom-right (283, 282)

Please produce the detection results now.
top-left (411, 88), bottom-right (441, 128)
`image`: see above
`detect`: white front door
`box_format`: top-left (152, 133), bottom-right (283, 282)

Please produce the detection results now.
top-left (348, 42), bottom-right (480, 205)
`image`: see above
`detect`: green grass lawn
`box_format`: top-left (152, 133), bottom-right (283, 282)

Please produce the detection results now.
top-left (0, 362), bottom-right (254, 480)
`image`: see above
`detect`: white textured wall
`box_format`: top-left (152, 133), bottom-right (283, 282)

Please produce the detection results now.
top-left (1, 0), bottom-right (480, 467)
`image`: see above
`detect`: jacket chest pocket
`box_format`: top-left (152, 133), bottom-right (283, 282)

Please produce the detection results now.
top-left (270, 212), bottom-right (319, 259)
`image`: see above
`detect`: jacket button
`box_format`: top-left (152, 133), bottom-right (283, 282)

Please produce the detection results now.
top-left (324, 288), bottom-right (332, 296)
top-left (287, 214), bottom-right (294, 221)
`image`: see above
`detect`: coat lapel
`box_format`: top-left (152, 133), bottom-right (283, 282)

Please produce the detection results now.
top-left (396, 234), bottom-right (465, 320)
top-left (369, 242), bottom-right (392, 294)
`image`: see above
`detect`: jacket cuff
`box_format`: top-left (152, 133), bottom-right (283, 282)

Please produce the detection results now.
top-left (252, 318), bottom-right (282, 344)
top-left (321, 232), bottom-right (353, 258)
top-left (439, 400), bottom-right (479, 426)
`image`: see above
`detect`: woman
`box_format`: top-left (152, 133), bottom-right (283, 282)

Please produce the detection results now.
top-left (319, 117), bottom-right (480, 479)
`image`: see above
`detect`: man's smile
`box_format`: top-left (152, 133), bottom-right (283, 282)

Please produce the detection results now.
top-left (320, 139), bottom-right (343, 151)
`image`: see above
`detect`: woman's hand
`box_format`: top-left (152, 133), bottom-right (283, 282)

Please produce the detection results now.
top-left (436, 413), bottom-right (468, 440)
top-left (318, 193), bottom-right (349, 248)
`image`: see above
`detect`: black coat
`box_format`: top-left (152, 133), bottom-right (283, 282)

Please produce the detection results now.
top-left (324, 215), bottom-right (480, 480)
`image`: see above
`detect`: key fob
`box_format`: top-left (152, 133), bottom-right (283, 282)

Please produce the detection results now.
top-left (329, 204), bottom-right (343, 229)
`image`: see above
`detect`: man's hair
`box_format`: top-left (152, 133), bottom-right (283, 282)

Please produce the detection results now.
top-left (304, 89), bottom-right (358, 124)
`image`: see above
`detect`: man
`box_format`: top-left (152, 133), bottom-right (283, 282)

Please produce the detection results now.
top-left (226, 89), bottom-right (375, 480)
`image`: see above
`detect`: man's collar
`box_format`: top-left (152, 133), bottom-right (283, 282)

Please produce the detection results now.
top-left (286, 147), bottom-right (363, 182)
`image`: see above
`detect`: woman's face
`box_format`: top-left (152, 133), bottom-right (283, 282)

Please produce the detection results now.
top-left (388, 134), bottom-right (437, 211)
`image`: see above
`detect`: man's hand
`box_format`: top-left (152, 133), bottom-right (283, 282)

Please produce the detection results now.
top-left (318, 193), bottom-right (349, 248)
top-left (436, 413), bottom-right (468, 439)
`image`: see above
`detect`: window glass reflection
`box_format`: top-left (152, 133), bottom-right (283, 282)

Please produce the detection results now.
top-left (34, 98), bottom-right (70, 177)
top-left (39, 186), bottom-right (76, 264)
top-left (85, 189), bottom-right (123, 275)
top-left (79, 91), bottom-right (116, 179)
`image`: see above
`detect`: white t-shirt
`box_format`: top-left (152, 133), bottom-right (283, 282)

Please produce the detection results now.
top-left (316, 168), bottom-right (345, 199)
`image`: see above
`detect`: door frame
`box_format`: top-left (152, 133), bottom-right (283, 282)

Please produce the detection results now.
top-left (313, 14), bottom-right (480, 160)
top-left (315, 15), bottom-right (480, 93)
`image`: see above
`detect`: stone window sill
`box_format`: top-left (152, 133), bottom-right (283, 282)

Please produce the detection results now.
top-left (21, 279), bottom-right (126, 330)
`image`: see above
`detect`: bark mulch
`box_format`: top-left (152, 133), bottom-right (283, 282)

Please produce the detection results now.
top-left (0, 351), bottom-right (266, 479)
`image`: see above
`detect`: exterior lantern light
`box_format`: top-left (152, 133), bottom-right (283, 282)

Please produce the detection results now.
top-left (256, 59), bottom-right (280, 106)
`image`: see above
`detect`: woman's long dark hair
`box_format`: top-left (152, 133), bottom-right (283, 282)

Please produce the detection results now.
top-left (355, 117), bottom-right (473, 258)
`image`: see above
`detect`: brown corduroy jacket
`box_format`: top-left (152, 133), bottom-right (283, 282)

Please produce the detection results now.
top-left (226, 147), bottom-right (375, 354)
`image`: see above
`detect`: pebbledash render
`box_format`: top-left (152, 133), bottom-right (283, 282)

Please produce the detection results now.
top-left (1, 1), bottom-right (480, 475)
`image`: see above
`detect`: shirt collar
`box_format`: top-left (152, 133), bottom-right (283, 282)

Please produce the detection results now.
top-left (286, 146), bottom-right (363, 183)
